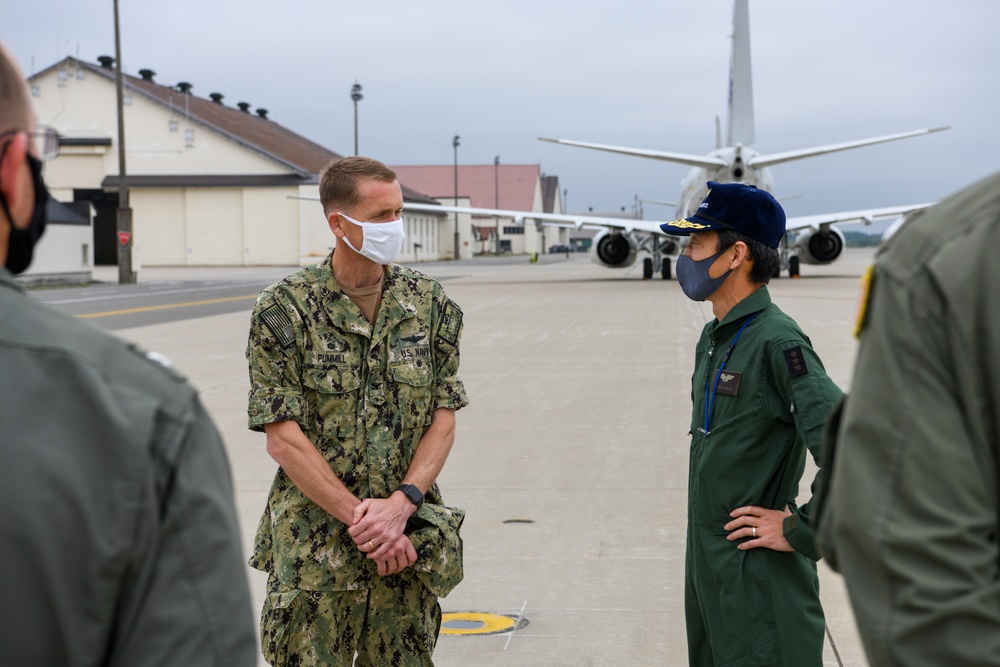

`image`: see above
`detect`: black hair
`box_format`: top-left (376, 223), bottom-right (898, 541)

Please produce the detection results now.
top-left (716, 229), bottom-right (779, 285)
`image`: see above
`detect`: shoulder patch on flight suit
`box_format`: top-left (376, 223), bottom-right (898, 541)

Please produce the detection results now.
top-left (260, 304), bottom-right (296, 349)
top-left (853, 264), bottom-right (875, 339)
top-left (437, 299), bottom-right (463, 346)
top-left (784, 346), bottom-right (809, 377)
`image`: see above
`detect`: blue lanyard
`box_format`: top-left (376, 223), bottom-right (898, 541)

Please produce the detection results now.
top-left (700, 312), bottom-right (759, 436)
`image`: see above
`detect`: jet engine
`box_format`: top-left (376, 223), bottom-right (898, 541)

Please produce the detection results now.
top-left (590, 229), bottom-right (639, 269)
top-left (792, 226), bottom-right (845, 265)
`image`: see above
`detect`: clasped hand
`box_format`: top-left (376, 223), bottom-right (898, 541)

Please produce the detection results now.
top-left (347, 495), bottom-right (418, 576)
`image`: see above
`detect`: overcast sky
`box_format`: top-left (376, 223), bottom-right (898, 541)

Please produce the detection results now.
top-left (6, 1), bottom-right (1000, 221)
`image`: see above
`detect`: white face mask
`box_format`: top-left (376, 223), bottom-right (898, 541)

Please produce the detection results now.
top-left (337, 212), bottom-right (406, 264)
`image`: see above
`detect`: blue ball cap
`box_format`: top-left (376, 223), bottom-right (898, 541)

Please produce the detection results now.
top-left (659, 181), bottom-right (786, 248)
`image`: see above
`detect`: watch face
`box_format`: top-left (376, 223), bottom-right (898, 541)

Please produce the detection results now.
top-left (401, 484), bottom-right (423, 506)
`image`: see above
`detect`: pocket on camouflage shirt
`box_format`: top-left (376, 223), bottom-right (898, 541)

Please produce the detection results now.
top-left (390, 360), bottom-right (433, 427)
top-left (303, 364), bottom-right (361, 437)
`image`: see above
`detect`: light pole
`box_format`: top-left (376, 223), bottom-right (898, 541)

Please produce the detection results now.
top-left (351, 81), bottom-right (363, 155)
top-left (113, 0), bottom-right (135, 284)
top-left (452, 134), bottom-right (460, 260)
top-left (494, 155), bottom-right (500, 255)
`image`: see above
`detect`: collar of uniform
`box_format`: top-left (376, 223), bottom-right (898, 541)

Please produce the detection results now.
top-left (710, 285), bottom-right (771, 337)
top-left (374, 264), bottom-right (418, 340)
top-left (320, 252), bottom-right (374, 338)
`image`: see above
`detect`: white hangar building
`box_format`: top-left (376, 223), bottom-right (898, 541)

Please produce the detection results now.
top-left (27, 56), bottom-right (447, 268)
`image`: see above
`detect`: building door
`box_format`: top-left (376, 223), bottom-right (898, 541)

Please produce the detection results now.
top-left (74, 189), bottom-right (119, 265)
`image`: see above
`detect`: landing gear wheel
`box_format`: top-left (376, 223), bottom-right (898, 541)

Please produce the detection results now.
top-left (643, 257), bottom-right (653, 280)
top-left (661, 258), bottom-right (671, 280)
top-left (789, 255), bottom-right (801, 278)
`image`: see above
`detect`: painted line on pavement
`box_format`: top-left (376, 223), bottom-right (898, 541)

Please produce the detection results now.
top-left (78, 294), bottom-right (259, 319)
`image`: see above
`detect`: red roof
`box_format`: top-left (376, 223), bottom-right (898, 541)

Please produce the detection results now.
top-left (392, 164), bottom-right (541, 212)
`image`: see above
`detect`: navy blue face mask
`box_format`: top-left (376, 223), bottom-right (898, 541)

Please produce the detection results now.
top-left (676, 244), bottom-right (734, 302)
top-left (0, 149), bottom-right (49, 275)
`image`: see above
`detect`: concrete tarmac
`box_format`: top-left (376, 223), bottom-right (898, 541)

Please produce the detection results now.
top-left (102, 250), bottom-right (874, 666)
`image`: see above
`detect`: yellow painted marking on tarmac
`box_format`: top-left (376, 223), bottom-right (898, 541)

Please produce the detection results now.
top-left (78, 294), bottom-right (259, 319)
top-left (440, 612), bottom-right (518, 636)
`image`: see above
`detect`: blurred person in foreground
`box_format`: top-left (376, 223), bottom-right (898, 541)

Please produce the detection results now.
top-left (817, 171), bottom-right (1000, 666)
top-left (660, 182), bottom-right (843, 666)
top-left (0, 42), bottom-right (255, 665)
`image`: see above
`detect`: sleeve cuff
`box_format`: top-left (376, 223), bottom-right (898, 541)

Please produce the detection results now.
top-left (248, 388), bottom-right (305, 432)
top-left (434, 380), bottom-right (469, 411)
top-left (784, 512), bottom-right (821, 561)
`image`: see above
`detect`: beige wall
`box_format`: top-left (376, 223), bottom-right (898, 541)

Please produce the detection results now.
top-left (243, 188), bottom-right (299, 265)
top-left (43, 149), bottom-right (108, 191)
top-left (132, 186), bottom-right (302, 266)
top-left (21, 222), bottom-right (93, 280)
top-left (132, 189), bottom-right (186, 265)
top-left (185, 188), bottom-right (243, 265)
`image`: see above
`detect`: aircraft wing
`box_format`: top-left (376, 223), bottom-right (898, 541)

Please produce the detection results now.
top-left (785, 203), bottom-right (934, 232)
top-left (749, 127), bottom-right (950, 169)
top-left (401, 201), bottom-right (671, 235)
top-left (538, 137), bottom-right (728, 170)
top-left (288, 195), bottom-right (672, 235)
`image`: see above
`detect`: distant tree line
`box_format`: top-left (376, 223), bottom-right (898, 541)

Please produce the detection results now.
top-left (842, 230), bottom-right (882, 248)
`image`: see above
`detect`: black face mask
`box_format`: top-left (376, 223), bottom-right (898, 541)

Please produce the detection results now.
top-left (0, 149), bottom-right (48, 275)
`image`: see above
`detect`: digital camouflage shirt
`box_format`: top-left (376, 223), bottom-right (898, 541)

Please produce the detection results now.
top-left (246, 254), bottom-right (468, 591)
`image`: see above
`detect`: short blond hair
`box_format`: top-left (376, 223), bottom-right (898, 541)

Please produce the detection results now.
top-left (319, 156), bottom-right (397, 214)
top-left (0, 44), bottom-right (31, 135)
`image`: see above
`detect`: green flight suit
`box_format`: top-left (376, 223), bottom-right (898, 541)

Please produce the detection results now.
top-left (686, 285), bottom-right (842, 666)
top-left (816, 171), bottom-right (1000, 666)
top-left (0, 270), bottom-right (256, 665)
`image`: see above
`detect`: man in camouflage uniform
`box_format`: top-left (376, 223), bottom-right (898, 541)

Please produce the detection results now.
top-left (247, 156), bottom-right (469, 665)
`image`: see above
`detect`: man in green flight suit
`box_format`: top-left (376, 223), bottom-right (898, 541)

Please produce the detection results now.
top-left (660, 182), bottom-right (843, 666)
top-left (817, 171), bottom-right (1000, 666)
top-left (247, 156), bottom-right (469, 665)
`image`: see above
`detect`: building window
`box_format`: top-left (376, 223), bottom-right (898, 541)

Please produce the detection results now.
top-left (185, 129), bottom-right (194, 146)
top-left (31, 85), bottom-right (40, 98)
top-left (503, 226), bottom-right (524, 235)
top-left (169, 120), bottom-right (179, 132)
top-left (123, 93), bottom-right (132, 105)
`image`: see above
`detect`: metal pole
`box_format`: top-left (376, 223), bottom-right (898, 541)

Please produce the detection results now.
top-left (113, 0), bottom-right (135, 284)
top-left (452, 135), bottom-right (460, 260)
top-left (494, 155), bottom-right (500, 255)
top-left (351, 82), bottom-right (363, 156)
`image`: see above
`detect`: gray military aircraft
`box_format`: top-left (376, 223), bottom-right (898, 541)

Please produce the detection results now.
top-left (401, 0), bottom-right (946, 279)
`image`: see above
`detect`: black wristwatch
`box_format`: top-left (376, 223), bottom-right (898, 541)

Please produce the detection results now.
top-left (398, 484), bottom-right (424, 509)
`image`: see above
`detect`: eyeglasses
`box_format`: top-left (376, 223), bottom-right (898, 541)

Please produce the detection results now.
top-left (0, 126), bottom-right (60, 161)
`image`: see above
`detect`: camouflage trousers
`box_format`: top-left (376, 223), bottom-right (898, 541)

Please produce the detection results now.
top-left (260, 571), bottom-right (441, 666)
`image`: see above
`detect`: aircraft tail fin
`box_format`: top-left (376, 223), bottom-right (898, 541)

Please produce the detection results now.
top-left (727, 0), bottom-right (755, 147)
